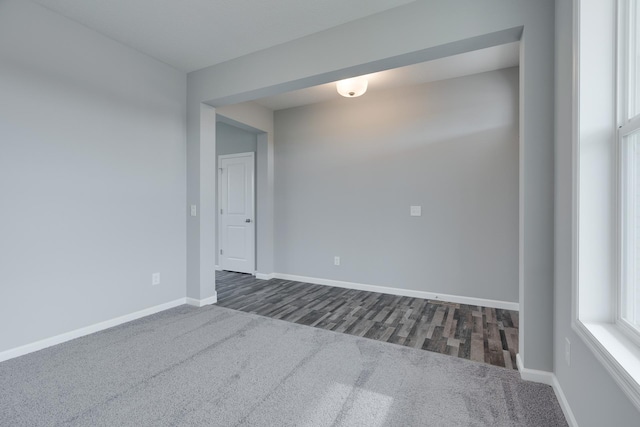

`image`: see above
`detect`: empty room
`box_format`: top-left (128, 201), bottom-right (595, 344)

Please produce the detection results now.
top-left (1, 1), bottom-right (639, 426)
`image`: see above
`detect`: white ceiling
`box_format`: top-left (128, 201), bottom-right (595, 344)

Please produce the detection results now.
top-left (254, 42), bottom-right (520, 111)
top-left (32, 0), bottom-right (415, 72)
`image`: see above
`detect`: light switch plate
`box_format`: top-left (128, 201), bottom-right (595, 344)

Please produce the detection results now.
top-left (410, 206), bottom-right (422, 216)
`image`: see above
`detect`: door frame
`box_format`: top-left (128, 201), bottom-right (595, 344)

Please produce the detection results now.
top-left (217, 151), bottom-right (256, 274)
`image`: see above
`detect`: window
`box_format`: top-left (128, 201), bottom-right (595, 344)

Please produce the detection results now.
top-left (620, 0), bottom-right (640, 342)
top-left (620, 128), bottom-right (640, 338)
top-left (574, 0), bottom-right (640, 411)
top-left (624, 0), bottom-right (640, 119)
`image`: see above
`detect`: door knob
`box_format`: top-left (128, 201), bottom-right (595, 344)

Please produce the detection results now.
top-left (245, 219), bottom-right (251, 223)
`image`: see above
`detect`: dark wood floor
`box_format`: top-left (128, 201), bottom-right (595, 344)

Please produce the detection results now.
top-left (215, 271), bottom-right (519, 370)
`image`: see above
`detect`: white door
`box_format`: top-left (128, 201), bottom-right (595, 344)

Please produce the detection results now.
top-left (218, 153), bottom-right (255, 274)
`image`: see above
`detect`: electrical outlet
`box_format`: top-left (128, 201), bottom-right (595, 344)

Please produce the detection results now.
top-left (190, 205), bottom-right (197, 217)
top-left (565, 338), bottom-right (571, 366)
top-left (334, 256), bottom-right (340, 266)
top-left (152, 272), bottom-right (160, 286)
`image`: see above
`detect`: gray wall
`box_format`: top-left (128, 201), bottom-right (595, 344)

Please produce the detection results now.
top-left (554, 0), bottom-right (639, 424)
top-left (274, 68), bottom-right (519, 302)
top-left (0, 0), bottom-right (187, 352)
top-left (214, 121), bottom-right (257, 265)
top-left (216, 122), bottom-right (258, 157)
top-left (188, 0), bottom-right (555, 372)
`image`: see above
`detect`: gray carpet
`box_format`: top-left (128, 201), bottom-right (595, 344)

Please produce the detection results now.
top-left (0, 305), bottom-right (567, 426)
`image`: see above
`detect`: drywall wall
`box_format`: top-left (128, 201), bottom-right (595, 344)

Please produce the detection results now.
top-left (0, 0), bottom-right (187, 353)
top-left (274, 68), bottom-right (519, 302)
top-left (188, 0), bottom-right (555, 372)
top-left (214, 122), bottom-right (257, 265)
top-left (216, 122), bottom-right (258, 156)
top-left (554, 0), bottom-right (639, 424)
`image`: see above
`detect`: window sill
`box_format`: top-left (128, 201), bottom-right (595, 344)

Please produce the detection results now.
top-left (573, 320), bottom-right (640, 410)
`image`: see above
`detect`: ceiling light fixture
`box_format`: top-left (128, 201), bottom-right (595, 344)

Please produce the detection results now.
top-left (336, 76), bottom-right (368, 98)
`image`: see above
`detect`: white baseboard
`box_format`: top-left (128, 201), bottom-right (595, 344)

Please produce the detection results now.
top-left (215, 265), bottom-right (222, 271)
top-left (0, 293), bottom-right (221, 364)
top-left (551, 375), bottom-right (579, 427)
top-left (516, 353), bottom-right (554, 385)
top-left (272, 273), bottom-right (519, 311)
top-left (186, 293), bottom-right (218, 307)
top-left (516, 354), bottom-right (578, 427)
top-left (0, 298), bottom-right (187, 363)
top-left (255, 272), bottom-right (275, 280)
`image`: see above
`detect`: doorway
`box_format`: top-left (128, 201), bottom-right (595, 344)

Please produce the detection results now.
top-left (218, 152), bottom-right (255, 274)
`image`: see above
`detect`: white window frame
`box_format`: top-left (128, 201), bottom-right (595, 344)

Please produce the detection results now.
top-left (618, 121), bottom-right (640, 346)
top-left (573, 0), bottom-right (640, 412)
top-left (618, 0), bottom-right (640, 346)
top-left (616, 125), bottom-right (640, 346)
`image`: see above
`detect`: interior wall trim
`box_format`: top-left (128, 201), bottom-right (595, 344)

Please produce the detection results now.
top-left (0, 298), bottom-right (188, 363)
top-left (185, 293), bottom-right (218, 308)
top-left (516, 354), bottom-right (578, 427)
top-left (268, 272), bottom-right (519, 311)
top-left (0, 294), bottom-right (220, 363)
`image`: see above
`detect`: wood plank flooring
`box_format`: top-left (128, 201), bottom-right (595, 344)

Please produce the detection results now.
top-left (215, 271), bottom-right (519, 370)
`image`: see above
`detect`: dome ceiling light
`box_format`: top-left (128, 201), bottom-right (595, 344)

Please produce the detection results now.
top-left (336, 76), bottom-right (368, 98)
